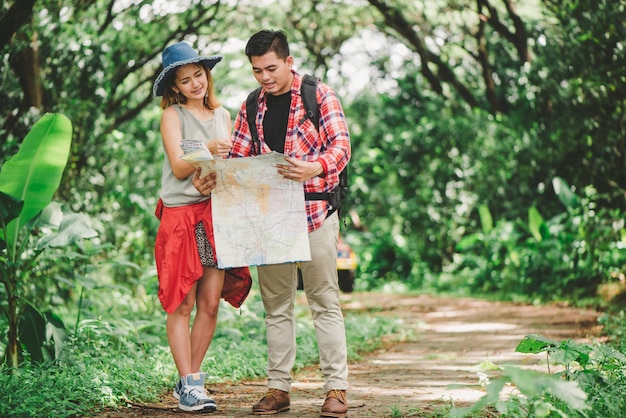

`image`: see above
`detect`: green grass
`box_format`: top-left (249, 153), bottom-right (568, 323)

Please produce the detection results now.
top-left (0, 286), bottom-right (405, 417)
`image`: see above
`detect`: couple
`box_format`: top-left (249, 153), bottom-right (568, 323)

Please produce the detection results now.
top-left (152, 29), bottom-right (351, 417)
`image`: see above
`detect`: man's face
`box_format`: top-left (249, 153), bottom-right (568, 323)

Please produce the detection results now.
top-left (250, 51), bottom-right (294, 96)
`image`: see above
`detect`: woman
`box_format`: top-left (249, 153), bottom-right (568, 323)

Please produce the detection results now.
top-left (152, 41), bottom-right (250, 413)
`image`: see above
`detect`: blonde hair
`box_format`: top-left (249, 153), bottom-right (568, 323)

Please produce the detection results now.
top-left (159, 63), bottom-right (220, 110)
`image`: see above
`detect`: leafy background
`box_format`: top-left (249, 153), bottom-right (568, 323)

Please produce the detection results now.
top-left (1, 0), bottom-right (626, 416)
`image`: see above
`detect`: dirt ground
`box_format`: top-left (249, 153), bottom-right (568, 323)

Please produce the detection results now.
top-left (104, 292), bottom-right (602, 417)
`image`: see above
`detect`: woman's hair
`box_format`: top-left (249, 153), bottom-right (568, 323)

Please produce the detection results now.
top-left (245, 29), bottom-right (290, 61)
top-left (159, 63), bottom-right (220, 110)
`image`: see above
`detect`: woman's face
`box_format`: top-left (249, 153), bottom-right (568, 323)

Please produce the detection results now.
top-left (172, 63), bottom-right (208, 101)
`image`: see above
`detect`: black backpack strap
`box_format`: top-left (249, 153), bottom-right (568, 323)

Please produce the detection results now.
top-left (300, 74), bottom-right (319, 130)
top-left (300, 75), bottom-right (345, 216)
top-left (301, 74), bottom-right (323, 202)
top-left (245, 87), bottom-right (262, 155)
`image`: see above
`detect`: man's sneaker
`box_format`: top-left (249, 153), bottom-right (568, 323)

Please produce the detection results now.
top-left (252, 388), bottom-right (290, 415)
top-left (321, 389), bottom-right (348, 418)
top-left (177, 372), bottom-right (217, 412)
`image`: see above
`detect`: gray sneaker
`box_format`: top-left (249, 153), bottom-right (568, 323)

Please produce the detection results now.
top-left (174, 372), bottom-right (206, 400)
top-left (177, 372), bottom-right (217, 412)
top-left (173, 378), bottom-right (182, 400)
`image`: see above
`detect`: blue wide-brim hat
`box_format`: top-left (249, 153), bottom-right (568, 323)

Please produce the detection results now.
top-left (153, 42), bottom-right (222, 97)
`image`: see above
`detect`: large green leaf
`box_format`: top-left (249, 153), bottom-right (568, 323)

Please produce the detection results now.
top-left (0, 191), bottom-right (24, 250)
top-left (515, 334), bottom-right (557, 354)
top-left (18, 304), bottom-right (46, 363)
top-left (0, 113), bottom-right (72, 246)
top-left (504, 366), bottom-right (588, 411)
top-left (36, 213), bottom-right (98, 248)
top-left (18, 304), bottom-right (67, 363)
top-left (553, 176), bottom-right (580, 210)
top-left (528, 206), bottom-right (546, 242)
top-left (478, 204), bottom-right (493, 235)
top-left (0, 191), bottom-right (24, 227)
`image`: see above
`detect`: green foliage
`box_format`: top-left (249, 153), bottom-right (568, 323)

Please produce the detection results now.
top-left (0, 337), bottom-right (172, 417)
top-left (337, 0), bottom-right (625, 304)
top-left (0, 285), bottom-right (403, 417)
top-left (3, 0), bottom-right (624, 317)
top-left (0, 192), bottom-right (23, 239)
top-left (455, 334), bottom-right (626, 417)
top-left (18, 305), bottom-right (66, 364)
top-left (346, 73), bottom-right (553, 288)
top-left (0, 113), bottom-right (72, 244)
top-left (445, 177), bottom-right (626, 302)
top-left (530, 0), bottom-right (626, 208)
top-left (1, 3), bottom-right (625, 416)
top-left (598, 309), bottom-right (626, 353)
top-left (0, 113), bottom-right (75, 368)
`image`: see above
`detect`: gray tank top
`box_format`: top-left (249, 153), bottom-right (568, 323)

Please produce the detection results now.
top-left (160, 105), bottom-right (231, 206)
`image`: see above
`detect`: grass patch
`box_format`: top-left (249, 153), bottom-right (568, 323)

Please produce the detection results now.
top-left (0, 287), bottom-right (407, 417)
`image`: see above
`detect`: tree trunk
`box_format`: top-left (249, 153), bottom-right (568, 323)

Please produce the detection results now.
top-left (11, 32), bottom-right (43, 110)
top-left (5, 285), bottom-right (19, 369)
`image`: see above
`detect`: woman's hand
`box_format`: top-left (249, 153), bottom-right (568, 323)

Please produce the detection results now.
top-left (192, 168), bottom-right (218, 196)
top-left (208, 138), bottom-right (233, 157)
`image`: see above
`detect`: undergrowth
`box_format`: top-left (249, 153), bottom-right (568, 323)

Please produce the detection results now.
top-left (0, 287), bottom-right (404, 418)
top-left (447, 327), bottom-right (626, 417)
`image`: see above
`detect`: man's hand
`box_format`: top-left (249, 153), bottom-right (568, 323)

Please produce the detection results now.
top-left (208, 138), bottom-right (233, 157)
top-left (192, 168), bottom-right (218, 196)
top-left (276, 156), bottom-right (323, 182)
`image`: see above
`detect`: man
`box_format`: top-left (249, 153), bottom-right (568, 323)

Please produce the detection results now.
top-left (231, 29), bottom-right (351, 417)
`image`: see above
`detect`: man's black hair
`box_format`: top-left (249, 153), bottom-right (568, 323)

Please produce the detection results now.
top-left (245, 29), bottom-right (290, 61)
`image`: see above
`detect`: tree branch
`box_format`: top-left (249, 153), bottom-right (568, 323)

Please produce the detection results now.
top-left (475, 10), bottom-right (500, 112)
top-left (0, 0), bottom-right (37, 50)
top-left (477, 0), bottom-right (530, 63)
top-left (367, 0), bottom-right (479, 108)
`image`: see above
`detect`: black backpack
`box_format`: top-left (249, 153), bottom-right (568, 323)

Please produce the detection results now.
top-left (245, 74), bottom-right (348, 218)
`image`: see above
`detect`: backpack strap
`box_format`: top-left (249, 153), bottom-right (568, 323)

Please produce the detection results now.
top-left (300, 75), bottom-right (328, 202)
top-left (299, 75), bottom-right (346, 216)
top-left (300, 74), bottom-right (319, 130)
top-left (245, 87), bottom-right (262, 155)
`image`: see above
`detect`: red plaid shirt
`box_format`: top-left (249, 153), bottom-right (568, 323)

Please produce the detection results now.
top-left (230, 71), bottom-right (351, 232)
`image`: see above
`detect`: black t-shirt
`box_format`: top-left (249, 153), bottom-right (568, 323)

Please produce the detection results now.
top-left (263, 91), bottom-right (291, 152)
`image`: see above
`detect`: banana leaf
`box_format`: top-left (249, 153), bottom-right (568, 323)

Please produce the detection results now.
top-left (0, 113), bottom-right (72, 246)
top-left (0, 191), bottom-right (24, 250)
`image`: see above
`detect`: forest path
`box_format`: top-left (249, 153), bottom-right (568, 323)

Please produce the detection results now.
top-left (107, 293), bottom-right (602, 417)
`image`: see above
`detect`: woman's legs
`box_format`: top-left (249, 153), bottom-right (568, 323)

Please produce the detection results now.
top-left (167, 268), bottom-right (224, 412)
top-left (190, 267), bottom-right (225, 372)
top-left (166, 267), bottom-right (224, 376)
top-left (166, 282), bottom-right (198, 377)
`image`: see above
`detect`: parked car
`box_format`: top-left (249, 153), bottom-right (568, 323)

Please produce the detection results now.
top-left (297, 236), bottom-right (357, 293)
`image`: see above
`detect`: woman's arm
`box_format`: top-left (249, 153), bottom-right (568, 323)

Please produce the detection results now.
top-left (160, 107), bottom-right (197, 180)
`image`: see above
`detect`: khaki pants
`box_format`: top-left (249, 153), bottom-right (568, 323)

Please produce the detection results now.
top-left (257, 211), bottom-right (348, 393)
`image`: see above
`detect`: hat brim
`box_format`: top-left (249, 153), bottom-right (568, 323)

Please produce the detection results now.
top-left (153, 55), bottom-right (222, 97)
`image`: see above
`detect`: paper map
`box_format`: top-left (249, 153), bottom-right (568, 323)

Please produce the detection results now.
top-left (182, 146), bottom-right (311, 268)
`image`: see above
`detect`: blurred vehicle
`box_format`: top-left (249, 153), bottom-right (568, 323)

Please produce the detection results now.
top-left (336, 237), bottom-right (357, 292)
top-left (297, 235), bottom-right (357, 293)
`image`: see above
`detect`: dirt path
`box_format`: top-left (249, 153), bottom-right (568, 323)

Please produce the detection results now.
top-left (109, 293), bottom-right (602, 417)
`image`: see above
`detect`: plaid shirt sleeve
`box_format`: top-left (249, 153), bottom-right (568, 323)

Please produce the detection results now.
top-left (313, 82), bottom-right (351, 190)
top-left (290, 75), bottom-right (350, 231)
top-left (230, 101), bottom-right (253, 158)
